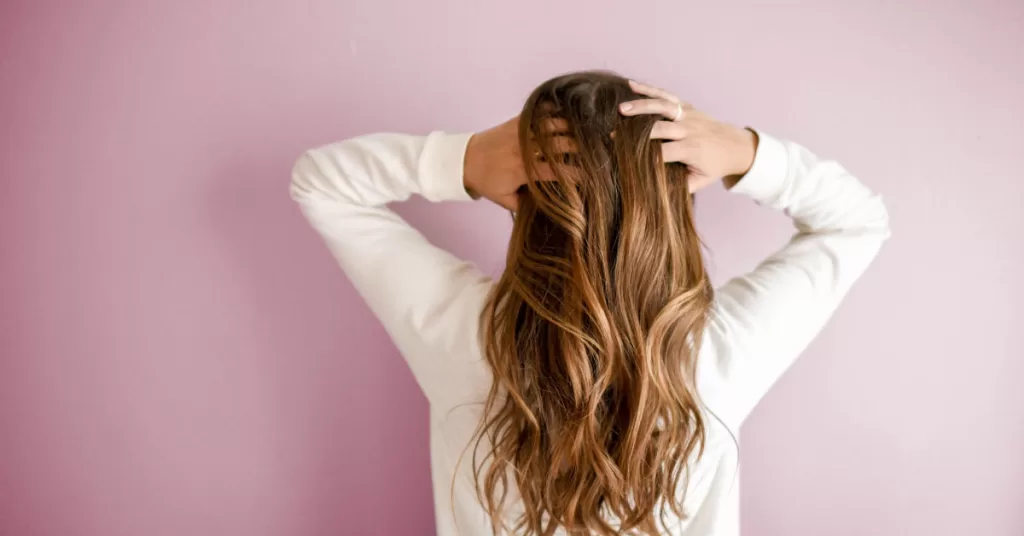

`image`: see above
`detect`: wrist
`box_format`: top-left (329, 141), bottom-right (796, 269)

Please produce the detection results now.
top-left (734, 127), bottom-right (758, 176)
top-left (463, 134), bottom-right (483, 199)
top-left (724, 127), bottom-right (759, 188)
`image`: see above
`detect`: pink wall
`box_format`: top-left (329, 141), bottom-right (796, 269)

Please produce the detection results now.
top-left (2, 2), bottom-right (1022, 535)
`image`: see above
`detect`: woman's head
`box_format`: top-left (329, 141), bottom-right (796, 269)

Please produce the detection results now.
top-left (472, 71), bottom-right (714, 535)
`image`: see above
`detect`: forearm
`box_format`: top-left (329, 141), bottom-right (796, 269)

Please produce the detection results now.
top-left (290, 132), bottom-right (474, 209)
top-left (722, 127), bottom-right (760, 190)
top-left (705, 132), bottom-right (891, 427)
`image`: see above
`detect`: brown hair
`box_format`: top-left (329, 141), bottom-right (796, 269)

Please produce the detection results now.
top-left (470, 71), bottom-right (714, 535)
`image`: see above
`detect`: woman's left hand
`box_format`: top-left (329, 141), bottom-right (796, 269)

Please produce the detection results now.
top-left (619, 79), bottom-right (758, 192)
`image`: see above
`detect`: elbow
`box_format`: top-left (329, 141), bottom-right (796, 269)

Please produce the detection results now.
top-left (848, 192), bottom-right (891, 244)
top-left (873, 194), bottom-right (892, 242)
top-left (853, 194), bottom-right (892, 261)
top-left (289, 151), bottom-right (324, 205)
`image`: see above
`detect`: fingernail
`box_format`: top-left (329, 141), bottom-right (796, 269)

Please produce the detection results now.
top-left (620, 103), bottom-right (632, 112)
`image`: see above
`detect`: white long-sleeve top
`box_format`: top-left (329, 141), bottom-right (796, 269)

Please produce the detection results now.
top-left (290, 130), bottom-right (890, 535)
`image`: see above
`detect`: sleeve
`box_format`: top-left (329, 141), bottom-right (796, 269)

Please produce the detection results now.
top-left (701, 131), bottom-right (891, 429)
top-left (290, 131), bottom-right (494, 409)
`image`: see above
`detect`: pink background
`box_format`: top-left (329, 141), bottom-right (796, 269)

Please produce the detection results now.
top-left (2, 1), bottom-right (1022, 535)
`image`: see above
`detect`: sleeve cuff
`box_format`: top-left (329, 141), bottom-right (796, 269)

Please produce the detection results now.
top-left (727, 130), bottom-right (789, 205)
top-left (419, 132), bottom-right (475, 203)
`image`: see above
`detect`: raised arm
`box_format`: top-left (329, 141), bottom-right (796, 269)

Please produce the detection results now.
top-left (704, 132), bottom-right (891, 428)
top-left (618, 79), bottom-right (891, 430)
top-left (290, 132), bottom-right (493, 409)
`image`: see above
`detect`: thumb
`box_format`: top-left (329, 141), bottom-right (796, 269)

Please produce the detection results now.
top-left (662, 139), bottom-right (700, 166)
top-left (687, 171), bottom-right (718, 193)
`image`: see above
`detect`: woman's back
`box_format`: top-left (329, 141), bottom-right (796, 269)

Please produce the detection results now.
top-left (430, 370), bottom-right (740, 535)
top-left (290, 72), bottom-right (890, 535)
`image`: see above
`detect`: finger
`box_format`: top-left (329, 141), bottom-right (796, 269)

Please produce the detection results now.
top-left (538, 117), bottom-right (570, 134)
top-left (545, 135), bottom-right (578, 154)
top-left (530, 119), bottom-right (578, 155)
top-left (662, 139), bottom-right (699, 165)
top-left (620, 98), bottom-right (682, 121)
top-left (531, 145), bottom-right (579, 169)
top-left (628, 80), bottom-right (680, 103)
top-left (650, 120), bottom-right (687, 141)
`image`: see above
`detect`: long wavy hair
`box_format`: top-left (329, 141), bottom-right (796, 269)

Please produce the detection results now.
top-left (470, 71), bottom-right (714, 535)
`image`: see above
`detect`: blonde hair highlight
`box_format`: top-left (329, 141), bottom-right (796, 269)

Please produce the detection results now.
top-left (471, 71), bottom-right (713, 535)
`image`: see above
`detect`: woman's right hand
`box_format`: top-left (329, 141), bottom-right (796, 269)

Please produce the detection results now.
top-left (463, 118), bottom-right (530, 211)
top-left (620, 79), bottom-right (758, 191)
top-left (464, 118), bottom-right (570, 211)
